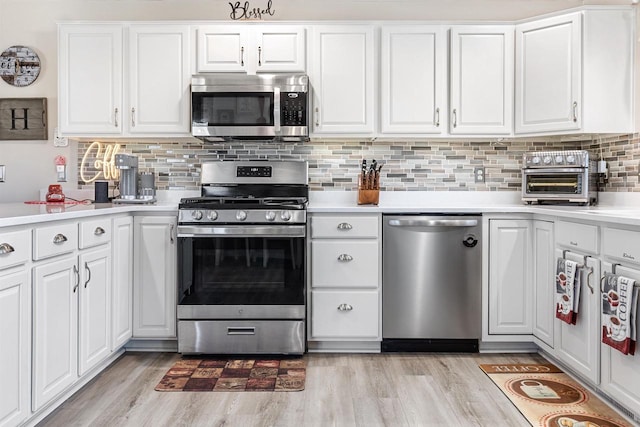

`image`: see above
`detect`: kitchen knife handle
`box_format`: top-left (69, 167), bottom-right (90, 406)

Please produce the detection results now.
top-left (53, 233), bottom-right (68, 244)
top-left (337, 254), bottom-right (353, 262)
top-left (0, 243), bottom-right (15, 255)
top-left (337, 303), bottom-right (353, 311)
top-left (337, 222), bottom-right (353, 230)
top-left (435, 107), bottom-right (440, 127)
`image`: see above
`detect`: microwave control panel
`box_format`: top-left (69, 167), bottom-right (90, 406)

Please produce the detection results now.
top-left (280, 92), bottom-right (307, 126)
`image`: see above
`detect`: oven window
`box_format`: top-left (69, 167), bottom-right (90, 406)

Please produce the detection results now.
top-left (178, 236), bottom-right (305, 305)
top-left (525, 174), bottom-right (582, 194)
top-left (192, 92), bottom-right (274, 126)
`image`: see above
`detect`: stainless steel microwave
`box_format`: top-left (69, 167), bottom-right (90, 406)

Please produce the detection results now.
top-left (191, 74), bottom-right (309, 142)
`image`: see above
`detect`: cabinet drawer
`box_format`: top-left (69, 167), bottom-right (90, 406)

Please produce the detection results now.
top-left (556, 221), bottom-right (598, 254)
top-left (0, 229), bottom-right (30, 270)
top-left (602, 227), bottom-right (640, 265)
top-left (33, 222), bottom-right (78, 260)
top-left (79, 218), bottom-right (112, 249)
top-left (311, 290), bottom-right (379, 339)
top-left (311, 215), bottom-right (379, 239)
top-left (311, 240), bottom-right (378, 288)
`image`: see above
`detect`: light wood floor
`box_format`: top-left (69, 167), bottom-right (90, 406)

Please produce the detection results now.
top-left (39, 352), bottom-right (550, 427)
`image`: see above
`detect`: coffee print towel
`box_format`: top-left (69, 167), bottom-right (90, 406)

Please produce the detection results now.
top-left (555, 258), bottom-right (580, 325)
top-left (601, 273), bottom-right (640, 355)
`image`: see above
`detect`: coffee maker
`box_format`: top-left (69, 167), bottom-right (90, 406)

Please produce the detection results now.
top-left (113, 154), bottom-right (156, 204)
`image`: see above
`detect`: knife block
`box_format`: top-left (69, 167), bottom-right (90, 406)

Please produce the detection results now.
top-left (357, 174), bottom-right (380, 205)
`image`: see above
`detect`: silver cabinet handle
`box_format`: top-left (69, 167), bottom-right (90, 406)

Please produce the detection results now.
top-left (572, 101), bottom-right (578, 122)
top-left (315, 107), bottom-right (319, 127)
top-left (452, 108), bottom-right (457, 128)
top-left (0, 243), bottom-right (15, 255)
top-left (170, 224), bottom-right (175, 244)
top-left (53, 233), bottom-right (68, 244)
top-left (337, 303), bottom-right (353, 311)
top-left (73, 264), bottom-right (79, 293)
top-left (131, 107), bottom-right (136, 127)
top-left (337, 222), bottom-right (353, 230)
top-left (258, 46), bottom-right (262, 66)
top-left (114, 107), bottom-right (119, 128)
top-left (94, 227), bottom-right (106, 236)
top-left (240, 46), bottom-right (245, 67)
top-left (435, 107), bottom-right (440, 127)
top-left (337, 254), bottom-right (353, 262)
top-left (84, 261), bottom-right (91, 288)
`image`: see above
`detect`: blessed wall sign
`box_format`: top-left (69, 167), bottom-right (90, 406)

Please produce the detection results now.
top-left (229, 0), bottom-right (275, 20)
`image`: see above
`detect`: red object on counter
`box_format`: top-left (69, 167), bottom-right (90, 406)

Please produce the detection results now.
top-left (45, 184), bottom-right (65, 203)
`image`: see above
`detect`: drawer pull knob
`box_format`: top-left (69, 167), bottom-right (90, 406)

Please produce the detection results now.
top-left (94, 227), bottom-right (106, 236)
top-left (53, 234), bottom-right (68, 244)
top-left (623, 252), bottom-right (635, 260)
top-left (337, 223), bottom-right (353, 230)
top-left (337, 254), bottom-right (353, 262)
top-left (0, 243), bottom-right (15, 255)
top-left (569, 241), bottom-right (578, 246)
top-left (337, 303), bottom-right (353, 311)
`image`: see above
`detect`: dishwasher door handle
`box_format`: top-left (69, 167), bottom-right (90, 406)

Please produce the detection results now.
top-left (387, 219), bottom-right (478, 227)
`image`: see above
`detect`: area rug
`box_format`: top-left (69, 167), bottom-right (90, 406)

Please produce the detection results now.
top-left (155, 358), bottom-right (305, 392)
top-left (479, 363), bottom-right (633, 427)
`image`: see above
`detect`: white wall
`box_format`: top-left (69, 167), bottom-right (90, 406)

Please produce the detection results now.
top-left (0, 0), bottom-right (634, 202)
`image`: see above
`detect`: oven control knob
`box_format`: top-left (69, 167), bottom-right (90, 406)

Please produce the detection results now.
top-left (531, 156), bottom-right (541, 165)
top-left (280, 210), bottom-right (292, 221)
top-left (543, 156), bottom-right (552, 165)
top-left (191, 210), bottom-right (203, 220)
top-left (566, 154), bottom-right (576, 164)
top-left (265, 211), bottom-right (276, 221)
top-left (207, 211), bottom-right (218, 221)
top-left (236, 210), bottom-right (247, 221)
top-left (555, 155), bottom-right (564, 164)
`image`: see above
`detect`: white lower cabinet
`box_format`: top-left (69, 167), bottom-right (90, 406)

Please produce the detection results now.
top-left (32, 255), bottom-right (78, 412)
top-left (111, 216), bottom-right (133, 350)
top-left (488, 219), bottom-right (533, 335)
top-left (532, 220), bottom-right (554, 348)
top-left (133, 216), bottom-right (177, 338)
top-left (0, 266), bottom-right (30, 427)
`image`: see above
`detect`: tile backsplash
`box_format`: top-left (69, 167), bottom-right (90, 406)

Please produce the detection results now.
top-left (77, 133), bottom-right (639, 192)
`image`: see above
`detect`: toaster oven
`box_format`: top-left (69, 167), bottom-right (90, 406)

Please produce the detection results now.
top-left (521, 150), bottom-right (598, 205)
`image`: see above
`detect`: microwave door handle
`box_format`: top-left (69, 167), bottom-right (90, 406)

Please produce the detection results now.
top-left (274, 87), bottom-right (281, 134)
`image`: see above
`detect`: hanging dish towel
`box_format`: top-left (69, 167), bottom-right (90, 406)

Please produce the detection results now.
top-left (601, 273), bottom-right (640, 355)
top-left (555, 258), bottom-right (580, 324)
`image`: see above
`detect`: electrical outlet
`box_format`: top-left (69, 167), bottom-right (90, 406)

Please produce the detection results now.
top-left (0, 165), bottom-right (5, 182)
top-left (53, 128), bottom-right (68, 147)
top-left (474, 167), bottom-right (485, 183)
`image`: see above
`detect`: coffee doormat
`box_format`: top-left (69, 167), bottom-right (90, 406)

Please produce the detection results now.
top-left (479, 363), bottom-right (633, 427)
top-left (155, 358), bottom-right (305, 392)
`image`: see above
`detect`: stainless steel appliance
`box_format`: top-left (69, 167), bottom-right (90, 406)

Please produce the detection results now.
top-left (382, 215), bottom-right (482, 352)
top-left (177, 160), bottom-right (308, 355)
top-left (522, 150), bottom-right (598, 205)
top-left (113, 154), bottom-right (156, 204)
top-left (191, 74), bottom-right (309, 142)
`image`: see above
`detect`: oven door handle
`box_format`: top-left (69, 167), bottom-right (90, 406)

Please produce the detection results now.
top-left (177, 225), bottom-right (306, 238)
top-left (522, 167), bottom-right (585, 174)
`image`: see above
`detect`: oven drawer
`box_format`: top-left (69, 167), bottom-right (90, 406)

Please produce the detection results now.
top-left (556, 220), bottom-right (599, 254)
top-left (311, 215), bottom-right (379, 239)
top-left (311, 240), bottom-right (379, 288)
top-left (178, 320), bottom-right (305, 355)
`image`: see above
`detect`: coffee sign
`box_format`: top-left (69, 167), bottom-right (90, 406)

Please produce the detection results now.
top-left (80, 141), bottom-right (121, 183)
top-left (229, 0), bottom-right (275, 20)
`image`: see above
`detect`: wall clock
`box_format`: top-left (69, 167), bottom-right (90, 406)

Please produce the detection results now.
top-left (0, 45), bottom-right (41, 87)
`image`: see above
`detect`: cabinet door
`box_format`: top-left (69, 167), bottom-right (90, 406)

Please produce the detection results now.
top-left (196, 25), bottom-right (248, 72)
top-left (133, 216), bottom-right (177, 338)
top-left (533, 220), bottom-right (554, 348)
top-left (515, 13), bottom-right (582, 134)
top-left (380, 25), bottom-right (446, 134)
top-left (255, 26), bottom-right (306, 72)
top-left (128, 25), bottom-right (191, 134)
top-left (112, 216), bottom-right (133, 350)
top-left (0, 267), bottom-right (30, 427)
top-left (600, 262), bottom-right (640, 413)
top-left (32, 255), bottom-right (78, 412)
top-left (488, 220), bottom-right (532, 335)
top-left (450, 25), bottom-right (514, 135)
top-left (78, 246), bottom-right (111, 376)
top-left (58, 24), bottom-right (123, 134)
top-left (554, 250), bottom-right (600, 385)
top-left (311, 26), bottom-right (375, 134)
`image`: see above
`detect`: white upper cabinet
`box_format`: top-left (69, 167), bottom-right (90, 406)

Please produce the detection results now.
top-left (515, 9), bottom-right (634, 135)
top-left (128, 24), bottom-right (191, 134)
top-left (196, 25), bottom-right (306, 74)
top-left (450, 25), bottom-right (514, 135)
top-left (310, 25), bottom-right (375, 135)
top-left (380, 25), bottom-right (446, 135)
top-left (58, 24), bottom-right (123, 135)
top-left (58, 23), bottom-right (191, 137)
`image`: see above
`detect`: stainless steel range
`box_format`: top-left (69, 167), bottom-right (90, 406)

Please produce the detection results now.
top-left (177, 160), bottom-right (308, 355)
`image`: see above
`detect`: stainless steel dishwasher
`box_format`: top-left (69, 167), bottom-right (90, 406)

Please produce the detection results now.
top-left (382, 214), bottom-right (482, 352)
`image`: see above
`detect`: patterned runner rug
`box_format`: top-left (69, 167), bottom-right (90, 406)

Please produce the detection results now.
top-left (155, 358), bottom-right (305, 392)
top-left (479, 363), bottom-right (633, 427)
